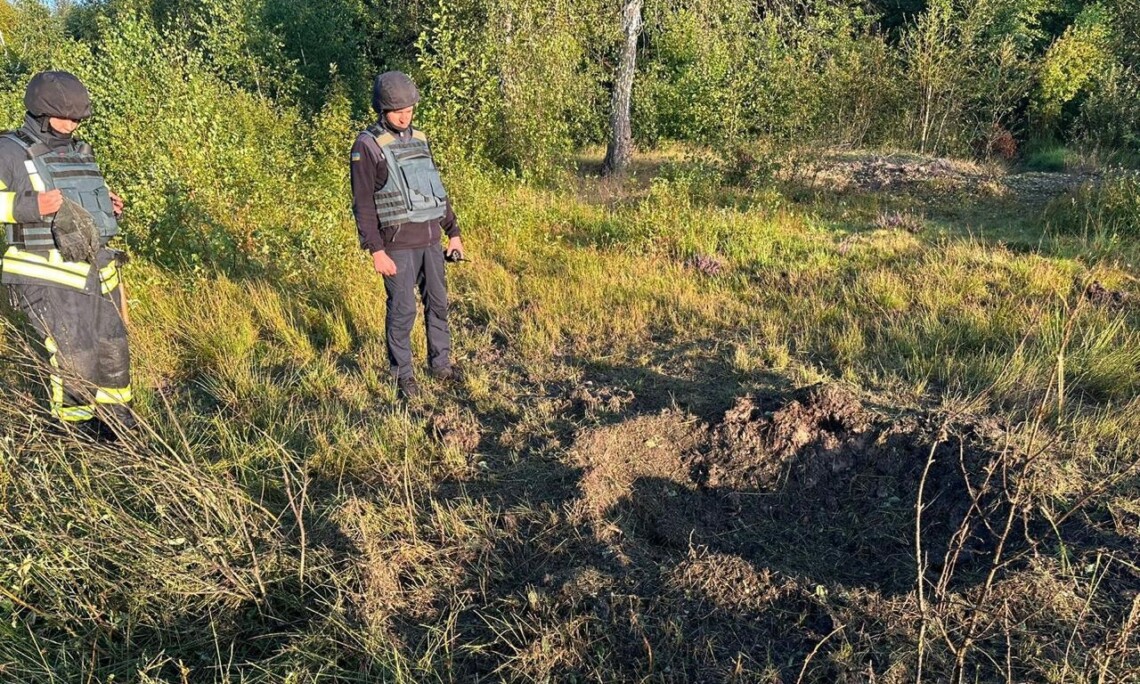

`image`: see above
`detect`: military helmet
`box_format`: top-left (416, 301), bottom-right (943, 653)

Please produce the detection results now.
top-left (24, 71), bottom-right (92, 121)
top-left (372, 71), bottom-right (420, 113)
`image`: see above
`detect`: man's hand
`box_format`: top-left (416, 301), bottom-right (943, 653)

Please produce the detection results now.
top-left (109, 191), bottom-right (124, 217)
top-left (373, 250), bottom-right (398, 276)
top-left (37, 190), bottom-right (63, 217)
top-left (446, 236), bottom-right (464, 260)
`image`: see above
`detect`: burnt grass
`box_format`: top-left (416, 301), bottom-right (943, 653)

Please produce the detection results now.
top-left (387, 382), bottom-right (1140, 682)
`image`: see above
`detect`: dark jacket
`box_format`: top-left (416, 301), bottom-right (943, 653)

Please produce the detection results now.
top-left (0, 114), bottom-right (74, 226)
top-left (350, 121), bottom-right (459, 253)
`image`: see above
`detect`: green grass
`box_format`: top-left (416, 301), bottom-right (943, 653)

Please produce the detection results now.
top-left (1023, 144), bottom-right (1076, 172)
top-left (1, 150), bottom-right (1138, 682)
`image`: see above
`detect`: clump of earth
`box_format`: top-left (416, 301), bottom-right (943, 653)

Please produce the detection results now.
top-left (572, 383), bottom-right (1016, 593)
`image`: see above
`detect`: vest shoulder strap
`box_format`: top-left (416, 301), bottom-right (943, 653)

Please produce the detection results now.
top-left (366, 125), bottom-right (429, 149)
top-left (365, 125), bottom-right (396, 148)
top-left (5, 130), bottom-right (51, 159)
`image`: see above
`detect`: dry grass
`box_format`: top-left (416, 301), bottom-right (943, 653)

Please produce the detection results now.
top-left (1, 150), bottom-right (1137, 682)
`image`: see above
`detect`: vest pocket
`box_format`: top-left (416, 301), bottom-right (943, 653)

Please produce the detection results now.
top-left (399, 162), bottom-right (445, 210)
top-left (81, 187), bottom-right (118, 233)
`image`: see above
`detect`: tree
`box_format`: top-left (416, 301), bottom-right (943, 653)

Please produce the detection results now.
top-left (603, 0), bottom-right (642, 175)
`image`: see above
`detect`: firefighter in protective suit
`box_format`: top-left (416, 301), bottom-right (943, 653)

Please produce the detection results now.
top-left (0, 71), bottom-right (136, 438)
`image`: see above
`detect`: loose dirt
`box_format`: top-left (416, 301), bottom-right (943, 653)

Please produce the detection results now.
top-left (790, 152), bottom-right (1099, 205)
top-left (573, 383), bottom-right (1014, 593)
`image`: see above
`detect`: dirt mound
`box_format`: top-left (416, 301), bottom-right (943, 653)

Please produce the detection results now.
top-left (791, 151), bottom-right (1099, 204)
top-left (571, 383), bottom-right (1017, 593)
top-left (1086, 281), bottom-right (1130, 309)
top-left (799, 154), bottom-right (971, 192)
top-left (430, 405), bottom-right (481, 454)
top-left (570, 411), bottom-right (704, 539)
top-left (701, 384), bottom-right (875, 490)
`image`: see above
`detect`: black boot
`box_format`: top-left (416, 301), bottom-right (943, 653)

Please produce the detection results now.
top-left (97, 404), bottom-right (140, 441)
top-left (397, 375), bottom-right (421, 400)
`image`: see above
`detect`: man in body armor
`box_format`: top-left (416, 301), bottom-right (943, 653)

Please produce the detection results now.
top-left (0, 71), bottom-right (135, 438)
top-left (350, 71), bottom-right (464, 399)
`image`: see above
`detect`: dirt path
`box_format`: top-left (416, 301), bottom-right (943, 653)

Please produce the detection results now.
top-left (790, 151), bottom-right (1099, 206)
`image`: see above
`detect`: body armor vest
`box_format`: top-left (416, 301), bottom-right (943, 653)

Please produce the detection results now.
top-left (369, 126), bottom-right (448, 228)
top-left (2, 130), bottom-right (118, 252)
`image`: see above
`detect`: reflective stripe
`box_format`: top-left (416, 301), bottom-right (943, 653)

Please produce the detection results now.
top-left (2, 246), bottom-right (90, 289)
top-left (55, 404), bottom-right (95, 422)
top-left (95, 386), bottom-right (132, 404)
top-left (99, 261), bottom-right (119, 294)
top-left (2, 247), bottom-right (122, 293)
top-left (411, 130), bottom-right (427, 142)
top-left (0, 191), bottom-right (15, 223)
top-left (44, 334), bottom-right (96, 422)
top-left (2, 259), bottom-right (89, 289)
top-left (24, 160), bottom-right (46, 192)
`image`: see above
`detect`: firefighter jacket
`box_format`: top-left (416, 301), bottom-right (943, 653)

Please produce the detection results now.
top-left (0, 116), bottom-right (121, 294)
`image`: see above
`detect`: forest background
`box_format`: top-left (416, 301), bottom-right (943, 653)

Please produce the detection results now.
top-left (1, 0), bottom-right (1139, 681)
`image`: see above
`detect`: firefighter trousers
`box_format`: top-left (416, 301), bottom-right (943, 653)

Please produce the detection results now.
top-left (8, 279), bottom-right (132, 423)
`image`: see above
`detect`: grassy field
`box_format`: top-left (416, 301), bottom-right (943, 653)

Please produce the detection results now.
top-left (1, 147), bottom-right (1138, 682)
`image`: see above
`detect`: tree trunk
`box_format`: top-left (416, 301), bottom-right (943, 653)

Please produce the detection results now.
top-left (603, 0), bottom-right (643, 176)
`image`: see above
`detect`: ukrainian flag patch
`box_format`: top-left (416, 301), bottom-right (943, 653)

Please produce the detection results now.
top-left (351, 151), bottom-right (362, 162)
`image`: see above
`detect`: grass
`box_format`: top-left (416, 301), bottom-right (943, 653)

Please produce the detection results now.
top-left (1023, 144), bottom-right (1077, 173)
top-left (1, 148), bottom-right (1138, 682)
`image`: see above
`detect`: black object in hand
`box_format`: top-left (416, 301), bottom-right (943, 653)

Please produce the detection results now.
top-left (445, 249), bottom-right (466, 263)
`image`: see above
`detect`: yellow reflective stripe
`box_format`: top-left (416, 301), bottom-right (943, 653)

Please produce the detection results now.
top-left (5, 247), bottom-right (92, 274)
top-left (47, 337), bottom-right (64, 407)
top-left (24, 160), bottom-right (46, 192)
top-left (55, 404), bottom-right (95, 422)
top-left (95, 386), bottom-right (132, 404)
top-left (0, 178), bottom-right (7, 190)
top-left (374, 132), bottom-right (395, 147)
top-left (101, 273), bottom-right (119, 294)
top-left (2, 259), bottom-right (88, 289)
top-left (99, 262), bottom-right (119, 294)
top-left (411, 130), bottom-right (427, 142)
top-left (45, 337), bottom-right (93, 421)
top-left (50, 372), bottom-right (65, 407)
top-left (0, 191), bottom-right (15, 223)
top-left (2, 247), bottom-right (95, 290)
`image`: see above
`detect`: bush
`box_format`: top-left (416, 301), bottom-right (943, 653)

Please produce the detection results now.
top-left (636, 0), bottom-right (903, 150)
top-left (900, 0), bottom-right (1040, 156)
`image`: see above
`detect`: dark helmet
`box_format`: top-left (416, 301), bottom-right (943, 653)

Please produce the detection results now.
top-left (24, 71), bottom-right (92, 121)
top-left (372, 71), bottom-right (420, 113)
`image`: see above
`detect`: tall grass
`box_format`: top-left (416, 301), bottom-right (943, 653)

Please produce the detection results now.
top-left (2, 157), bottom-right (1138, 679)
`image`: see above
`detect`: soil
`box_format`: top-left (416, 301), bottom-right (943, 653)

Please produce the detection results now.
top-left (1086, 281), bottom-right (1131, 309)
top-left (419, 381), bottom-right (1138, 681)
top-left (792, 152), bottom-right (1099, 205)
top-left (574, 383), bottom-right (1016, 594)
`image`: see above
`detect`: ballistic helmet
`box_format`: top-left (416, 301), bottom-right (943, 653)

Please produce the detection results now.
top-left (372, 71), bottom-right (420, 113)
top-left (24, 71), bottom-right (92, 121)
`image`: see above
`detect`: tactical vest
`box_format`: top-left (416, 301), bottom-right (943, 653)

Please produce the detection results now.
top-left (1, 130), bottom-right (119, 251)
top-left (369, 126), bottom-right (448, 228)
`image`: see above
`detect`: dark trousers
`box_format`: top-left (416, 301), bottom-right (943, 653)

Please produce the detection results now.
top-left (383, 245), bottom-right (451, 379)
top-left (9, 281), bottom-right (132, 423)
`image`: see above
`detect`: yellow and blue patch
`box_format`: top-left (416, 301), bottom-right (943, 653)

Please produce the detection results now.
top-left (351, 151), bottom-right (362, 162)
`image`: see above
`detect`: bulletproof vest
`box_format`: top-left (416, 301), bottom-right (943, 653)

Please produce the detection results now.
top-left (369, 125), bottom-right (448, 228)
top-left (2, 130), bottom-right (118, 252)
